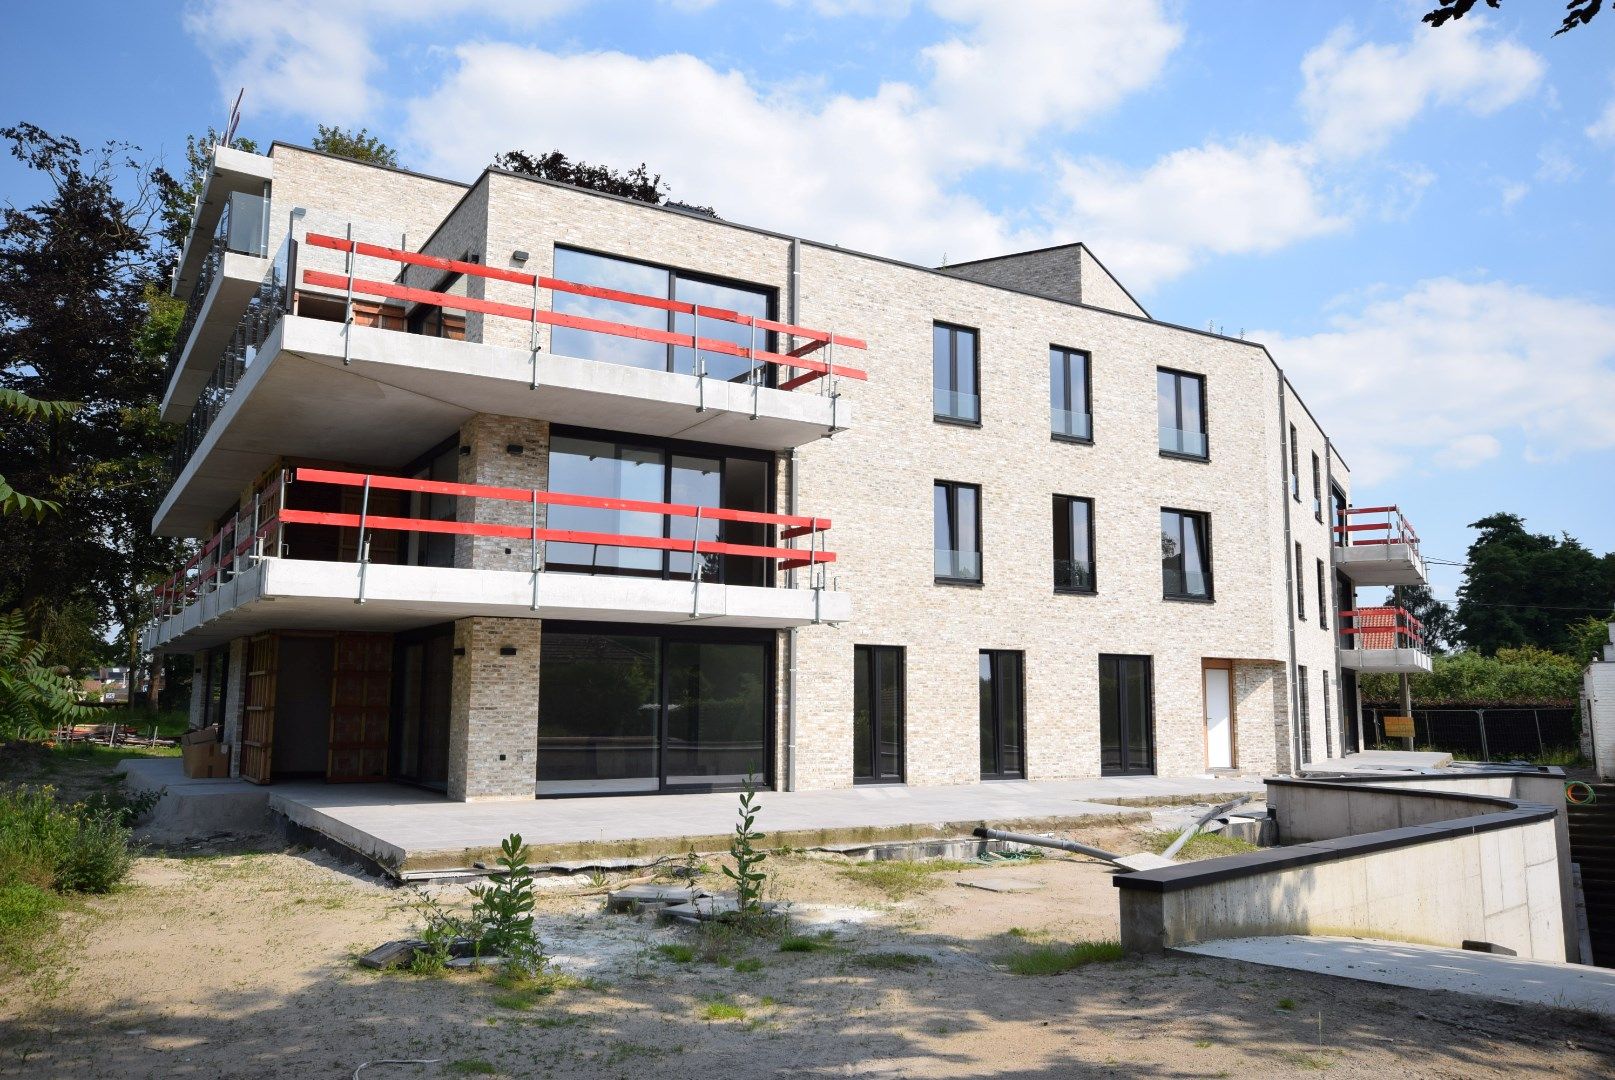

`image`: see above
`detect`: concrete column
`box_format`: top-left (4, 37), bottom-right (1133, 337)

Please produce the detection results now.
top-left (455, 415), bottom-right (550, 571)
top-left (187, 651), bottom-right (209, 729)
top-left (447, 617), bottom-right (540, 801)
top-left (222, 636), bottom-right (247, 778)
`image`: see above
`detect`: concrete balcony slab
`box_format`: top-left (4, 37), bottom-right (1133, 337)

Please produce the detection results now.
top-left (154, 315), bottom-right (853, 538)
top-left (160, 251), bottom-right (273, 424)
top-left (1338, 646), bottom-right (1433, 674)
top-left (1334, 542), bottom-right (1427, 587)
top-left (142, 558), bottom-right (850, 653)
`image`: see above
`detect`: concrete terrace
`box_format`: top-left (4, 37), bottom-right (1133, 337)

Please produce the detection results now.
top-left (119, 758), bottom-right (1260, 878)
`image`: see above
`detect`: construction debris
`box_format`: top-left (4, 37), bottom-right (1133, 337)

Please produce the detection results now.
top-left (604, 884), bottom-right (705, 912)
top-left (955, 876), bottom-right (1043, 894)
top-left (1159, 796), bottom-right (1252, 860)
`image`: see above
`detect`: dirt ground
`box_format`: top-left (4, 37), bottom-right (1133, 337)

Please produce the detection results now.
top-left (2, 817), bottom-right (1612, 1080)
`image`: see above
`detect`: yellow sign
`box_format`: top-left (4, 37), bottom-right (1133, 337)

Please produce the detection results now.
top-left (1383, 715), bottom-right (1415, 738)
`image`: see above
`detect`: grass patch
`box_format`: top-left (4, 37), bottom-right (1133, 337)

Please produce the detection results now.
top-left (1277, 997), bottom-right (1297, 1010)
top-left (854, 951), bottom-right (932, 971)
top-left (0, 881), bottom-right (64, 974)
top-left (836, 858), bottom-right (977, 900)
top-left (1139, 829), bottom-right (1258, 861)
top-left (732, 957), bottom-right (764, 973)
top-left (656, 943), bottom-right (696, 964)
top-left (1004, 939), bottom-right (1126, 976)
top-left (778, 931), bottom-right (838, 953)
top-left (699, 994), bottom-right (747, 1021)
top-left (447, 1060), bottom-right (497, 1076)
top-left (1279, 1050), bottom-right (1333, 1070)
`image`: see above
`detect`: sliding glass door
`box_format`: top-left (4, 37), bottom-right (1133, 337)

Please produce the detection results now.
top-left (1099, 654), bottom-right (1154, 776)
top-left (538, 625), bottom-right (771, 795)
top-left (853, 645), bottom-right (905, 783)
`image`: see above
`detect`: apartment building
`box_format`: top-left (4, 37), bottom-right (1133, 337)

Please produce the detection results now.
top-left (146, 142), bottom-right (1430, 801)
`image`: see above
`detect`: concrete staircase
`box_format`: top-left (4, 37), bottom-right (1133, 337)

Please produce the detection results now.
top-left (1569, 783), bottom-right (1615, 967)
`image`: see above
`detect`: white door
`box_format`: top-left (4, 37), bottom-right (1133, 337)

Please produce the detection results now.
top-left (1204, 667), bottom-right (1233, 769)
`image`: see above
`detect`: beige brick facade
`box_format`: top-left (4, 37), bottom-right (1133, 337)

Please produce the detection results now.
top-left (448, 617), bottom-right (541, 801)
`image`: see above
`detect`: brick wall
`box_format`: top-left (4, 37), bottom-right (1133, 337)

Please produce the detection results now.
top-left (447, 617), bottom-right (541, 801)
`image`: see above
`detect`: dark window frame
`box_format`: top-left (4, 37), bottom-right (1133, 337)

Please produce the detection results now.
top-left (1049, 344), bottom-right (1092, 444)
top-left (1311, 451), bottom-right (1323, 522)
top-left (1298, 664), bottom-right (1312, 766)
top-left (1295, 541), bottom-right (1306, 622)
top-left (853, 644), bottom-right (906, 785)
top-left (551, 243), bottom-right (779, 386)
top-left (1099, 653), bottom-right (1156, 777)
top-left (1157, 366), bottom-right (1209, 461)
top-left (934, 479), bottom-right (983, 585)
top-left (1289, 423), bottom-right (1301, 501)
top-left (979, 648), bottom-right (1027, 779)
top-left (1316, 558), bottom-right (1328, 630)
top-left (933, 321), bottom-right (982, 425)
top-left (1161, 507), bottom-right (1214, 602)
top-left (1052, 494), bottom-right (1097, 594)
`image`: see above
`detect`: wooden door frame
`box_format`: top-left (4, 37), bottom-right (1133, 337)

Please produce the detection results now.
top-left (240, 632), bottom-right (278, 784)
top-left (1201, 658), bottom-right (1237, 769)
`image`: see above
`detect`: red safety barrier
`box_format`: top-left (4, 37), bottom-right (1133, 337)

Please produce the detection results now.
top-left (1339, 605), bottom-right (1425, 651)
top-left (1333, 505), bottom-right (1419, 550)
top-left (300, 232), bottom-right (869, 386)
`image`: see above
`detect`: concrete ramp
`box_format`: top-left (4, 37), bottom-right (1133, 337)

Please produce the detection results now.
top-left (1175, 935), bottom-right (1615, 1017)
top-left (117, 757), bottom-right (273, 842)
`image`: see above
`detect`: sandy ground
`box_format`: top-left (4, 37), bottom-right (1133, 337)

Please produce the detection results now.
top-left (2, 819), bottom-right (1612, 1080)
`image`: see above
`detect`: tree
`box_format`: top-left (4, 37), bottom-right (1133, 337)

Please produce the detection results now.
top-left (312, 125), bottom-right (398, 168)
top-left (1423, 0), bottom-right (1602, 36)
top-left (1455, 512), bottom-right (1614, 655)
top-left (0, 611), bottom-right (91, 740)
top-left (0, 124), bottom-right (181, 688)
top-left (1385, 583), bottom-right (1459, 654)
top-left (0, 388), bottom-right (78, 520)
top-left (495, 149), bottom-right (715, 215)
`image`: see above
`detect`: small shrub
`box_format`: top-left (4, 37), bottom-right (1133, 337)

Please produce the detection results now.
top-left (467, 834), bottom-right (545, 976)
top-left (699, 993), bottom-right (747, 1021)
top-left (1005, 939), bottom-right (1126, 976)
top-left (723, 773), bottom-right (768, 914)
top-left (0, 784), bottom-right (134, 895)
top-left (1277, 997), bottom-right (1297, 1011)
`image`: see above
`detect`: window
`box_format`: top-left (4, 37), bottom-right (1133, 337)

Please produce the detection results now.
top-left (1298, 665), bottom-right (1312, 765)
top-left (1049, 346), bottom-right (1091, 441)
top-left (1316, 558), bottom-right (1328, 630)
top-left (1157, 368), bottom-right (1207, 458)
top-left (934, 481), bottom-right (982, 583)
top-left (1323, 671), bottom-right (1334, 760)
top-left (1161, 509), bottom-right (1212, 600)
top-left (853, 645), bottom-right (905, 783)
top-left (1289, 423), bottom-right (1300, 500)
top-left (1330, 484), bottom-right (1348, 547)
top-left (979, 650), bottom-right (1025, 778)
top-left (550, 247), bottom-right (774, 384)
top-left (1295, 542), bottom-right (1306, 621)
top-left (1100, 654), bottom-right (1154, 775)
top-left (1052, 495), bottom-right (1095, 593)
top-left (1311, 452), bottom-right (1323, 522)
top-left (933, 322), bottom-right (980, 423)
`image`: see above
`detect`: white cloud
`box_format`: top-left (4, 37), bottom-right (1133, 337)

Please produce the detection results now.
top-left (1499, 180), bottom-right (1528, 209)
top-left (1053, 140), bottom-right (1346, 290)
top-left (183, 0), bottom-right (577, 123)
top-left (1261, 279), bottom-right (1615, 485)
top-left (1299, 20), bottom-right (1543, 159)
top-left (400, 1), bottom-right (1185, 264)
top-left (1589, 97), bottom-right (1615, 144)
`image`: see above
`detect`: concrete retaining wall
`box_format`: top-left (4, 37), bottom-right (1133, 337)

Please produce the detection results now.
top-left (1117, 771), bottom-right (1570, 961)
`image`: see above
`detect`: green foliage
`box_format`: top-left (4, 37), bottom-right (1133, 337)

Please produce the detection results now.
top-left (836, 858), bottom-right (977, 900)
top-left (1004, 939), bottom-right (1126, 976)
top-left (698, 993), bottom-right (747, 1021)
top-left (312, 125), bottom-right (399, 167)
top-left (0, 784), bottom-right (134, 896)
top-left (495, 149), bottom-right (715, 214)
top-left (722, 773), bottom-right (768, 914)
top-left (0, 880), bottom-right (62, 973)
top-left (854, 951), bottom-right (932, 971)
top-left (1361, 645), bottom-right (1583, 706)
top-left (1455, 513), bottom-right (1614, 656)
top-left (0, 387), bottom-right (78, 521)
top-left (1422, 0), bottom-right (1601, 37)
top-left (1566, 616), bottom-right (1613, 665)
top-left (778, 932), bottom-right (837, 953)
top-left (467, 833), bottom-right (545, 976)
top-left (1385, 583), bottom-right (1458, 654)
top-left (0, 612), bottom-right (94, 740)
top-left (655, 942), bottom-right (695, 963)
top-left (1139, 829), bottom-right (1259, 860)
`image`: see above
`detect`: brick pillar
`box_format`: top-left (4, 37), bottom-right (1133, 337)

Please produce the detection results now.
top-left (455, 415), bottom-right (550, 571)
top-left (222, 636), bottom-right (247, 778)
top-left (447, 617), bottom-right (540, 801)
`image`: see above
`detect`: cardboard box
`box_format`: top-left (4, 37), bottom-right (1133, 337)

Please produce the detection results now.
top-left (181, 725), bottom-right (230, 778)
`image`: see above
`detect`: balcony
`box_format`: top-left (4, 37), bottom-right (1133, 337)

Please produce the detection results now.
top-left (1338, 605), bottom-right (1432, 674)
top-left (155, 219), bottom-right (867, 538)
top-left (144, 467), bottom-right (849, 653)
top-left (161, 190), bottom-right (274, 424)
top-left (1333, 505), bottom-right (1426, 586)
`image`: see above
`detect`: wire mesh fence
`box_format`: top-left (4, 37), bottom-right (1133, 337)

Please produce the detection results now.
top-left (1362, 705), bottom-right (1579, 761)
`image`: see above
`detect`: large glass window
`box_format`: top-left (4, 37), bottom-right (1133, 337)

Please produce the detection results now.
top-left (853, 645), bottom-right (904, 783)
top-left (390, 625), bottom-right (453, 790)
top-left (1049, 346), bottom-right (1091, 441)
top-left (1053, 495), bottom-right (1095, 593)
top-left (1157, 368), bottom-right (1207, 458)
top-left (1289, 424), bottom-right (1301, 501)
top-left (1100, 654), bottom-right (1154, 776)
top-left (549, 247), bottom-right (773, 384)
top-left (405, 440), bottom-right (460, 568)
top-left (933, 323), bottom-right (980, 423)
top-left (545, 431), bottom-right (771, 586)
top-left (934, 480), bottom-right (982, 583)
top-left (538, 628), bottom-right (771, 795)
top-left (1330, 484), bottom-right (1348, 547)
top-left (1161, 509), bottom-right (1213, 600)
top-left (979, 650), bottom-right (1024, 778)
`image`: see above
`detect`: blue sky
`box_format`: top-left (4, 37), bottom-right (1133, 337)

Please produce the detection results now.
top-left (4, 0), bottom-right (1614, 610)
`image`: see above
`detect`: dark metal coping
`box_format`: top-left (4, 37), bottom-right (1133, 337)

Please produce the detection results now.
top-left (1114, 777), bottom-right (1559, 895)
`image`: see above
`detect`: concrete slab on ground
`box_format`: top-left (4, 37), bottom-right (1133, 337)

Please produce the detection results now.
top-left (269, 774), bottom-right (1260, 876)
top-left (1174, 935), bottom-right (1615, 1017)
top-left (117, 757), bottom-right (271, 841)
top-left (1300, 750), bottom-right (1453, 774)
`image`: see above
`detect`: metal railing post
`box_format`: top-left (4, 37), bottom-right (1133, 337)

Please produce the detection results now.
top-left (826, 333), bottom-right (839, 435)
top-left (341, 222), bottom-right (356, 366)
top-left (693, 305), bottom-right (706, 412)
top-left (749, 319), bottom-right (760, 419)
top-left (354, 474), bottom-right (371, 605)
top-left (1477, 708), bottom-right (1490, 761)
top-left (529, 277), bottom-right (541, 389)
top-left (689, 505), bottom-right (704, 617)
top-left (530, 488), bottom-right (541, 611)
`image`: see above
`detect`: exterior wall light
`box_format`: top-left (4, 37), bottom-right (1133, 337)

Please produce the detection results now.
top-left (511, 250), bottom-right (530, 264)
